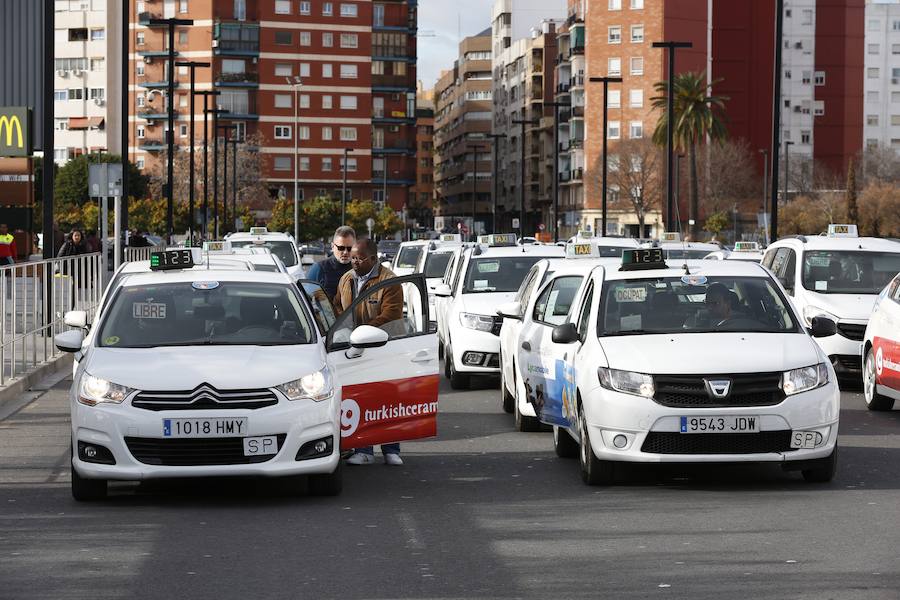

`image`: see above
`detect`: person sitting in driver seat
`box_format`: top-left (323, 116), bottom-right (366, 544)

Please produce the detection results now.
top-left (705, 283), bottom-right (741, 326)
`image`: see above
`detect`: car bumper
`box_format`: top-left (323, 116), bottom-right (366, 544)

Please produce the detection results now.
top-left (816, 333), bottom-right (863, 374)
top-left (582, 383), bottom-right (840, 464)
top-left (450, 329), bottom-right (501, 374)
top-left (71, 394), bottom-right (340, 481)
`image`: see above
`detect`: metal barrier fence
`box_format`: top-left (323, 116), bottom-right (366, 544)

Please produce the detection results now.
top-left (1, 253), bottom-right (103, 387)
top-left (123, 244), bottom-right (166, 263)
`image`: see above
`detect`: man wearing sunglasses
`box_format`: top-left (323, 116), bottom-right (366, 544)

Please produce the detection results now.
top-left (306, 226), bottom-right (357, 302)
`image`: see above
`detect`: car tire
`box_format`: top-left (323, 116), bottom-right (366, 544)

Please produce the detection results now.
top-left (801, 445), bottom-right (837, 484)
top-left (513, 373), bottom-right (541, 432)
top-left (438, 340), bottom-right (444, 360)
top-left (553, 425), bottom-right (579, 458)
top-left (863, 347), bottom-right (895, 412)
top-left (308, 462), bottom-right (343, 496)
top-left (578, 407), bottom-right (614, 486)
top-left (447, 345), bottom-right (470, 390)
top-left (500, 359), bottom-right (514, 414)
top-left (443, 343), bottom-right (452, 379)
top-left (71, 464), bottom-right (107, 501)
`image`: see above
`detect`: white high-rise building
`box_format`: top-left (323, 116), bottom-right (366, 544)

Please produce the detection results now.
top-left (864, 0), bottom-right (900, 150)
top-left (781, 0), bottom-right (820, 159)
top-left (52, 0), bottom-right (122, 164)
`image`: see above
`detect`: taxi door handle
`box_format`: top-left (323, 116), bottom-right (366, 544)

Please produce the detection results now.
top-left (521, 341), bottom-right (532, 351)
top-left (411, 351), bottom-right (432, 363)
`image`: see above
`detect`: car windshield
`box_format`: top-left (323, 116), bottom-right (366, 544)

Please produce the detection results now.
top-left (463, 257), bottom-right (544, 293)
top-left (378, 241), bottom-right (401, 253)
top-left (98, 282), bottom-right (314, 348)
top-left (231, 240), bottom-right (297, 266)
top-left (599, 276), bottom-right (798, 336)
top-left (665, 249), bottom-right (715, 260)
top-left (801, 250), bottom-right (900, 295)
top-left (424, 252), bottom-right (454, 278)
top-left (395, 246), bottom-right (423, 269)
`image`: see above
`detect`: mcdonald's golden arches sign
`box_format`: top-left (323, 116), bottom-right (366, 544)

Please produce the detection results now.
top-left (0, 107), bottom-right (32, 158)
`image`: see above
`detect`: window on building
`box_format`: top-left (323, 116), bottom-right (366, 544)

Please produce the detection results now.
top-left (274, 156), bottom-right (291, 171)
top-left (323, 2), bottom-right (333, 15)
top-left (322, 157), bottom-right (333, 171)
top-left (814, 71), bottom-right (825, 86)
top-left (322, 64), bottom-right (333, 77)
top-left (300, 1), bottom-right (311, 15)
top-left (136, 157), bottom-right (145, 170)
top-left (802, 70), bottom-right (812, 84)
top-left (298, 126), bottom-right (310, 140)
top-left (801, 9), bottom-right (812, 25)
top-left (137, 126), bottom-right (145, 139)
top-left (300, 31), bottom-right (311, 46)
top-left (394, 61), bottom-right (407, 75)
top-left (234, 0), bottom-right (246, 20)
top-left (629, 89), bottom-right (643, 107)
top-left (892, 115), bottom-right (900, 126)
top-left (342, 158), bottom-right (358, 172)
top-left (630, 56), bottom-right (643, 75)
top-left (322, 95), bottom-right (333, 109)
top-left (222, 59), bottom-right (246, 74)
top-left (867, 115), bottom-right (879, 126)
top-left (607, 90), bottom-right (621, 108)
top-left (894, 20), bottom-right (900, 31)
top-left (274, 31), bottom-right (292, 45)
top-left (894, 44), bottom-right (900, 55)
top-left (53, 149), bottom-right (70, 162)
top-left (340, 3), bottom-right (357, 17)
top-left (893, 68), bottom-right (900, 82)
top-left (608, 57), bottom-right (621, 76)
top-left (339, 127), bottom-right (357, 140)
top-left (340, 33), bottom-right (359, 48)
top-left (179, 0), bottom-right (188, 12)
top-left (89, 28), bottom-right (104, 41)
top-left (373, 96), bottom-right (384, 117)
top-left (55, 118), bottom-right (68, 131)
top-left (869, 19), bottom-right (880, 31)
top-left (300, 94), bottom-right (310, 108)
top-left (178, 94), bottom-right (187, 107)
top-left (630, 121), bottom-right (643, 138)
top-left (340, 64), bottom-right (358, 79)
top-left (68, 88), bottom-right (84, 100)
top-left (892, 91), bottom-right (900, 103)
top-left (136, 63), bottom-right (144, 76)
top-left (275, 0), bottom-right (291, 15)
top-left (322, 126), bottom-right (333, 140)
top-left (274, 94), bottom-right (292, 109)
top-left (609, 0), bottom-right (621, 10)
top-left (608, 26), bottom-right (621, 44)
top-left (90, 58), bottom-right (104, 72)
top-left (300, 63), bottom-right (311, 77)
top-left (136, 32), bottom-right (145, 45)
top-left (274, 63), bottom-right (292, 77)
top-left (323, 32), bottom-right (333, 47)
top-left (814, 101), bottom-right (824, 116)
top-left (631, 0), bottom-right (643, 7)
top-left (608, 121), bottom-right (620, 139)
top-left (869, 44), bottom-right (880, 55)
top-left (374, 3), bottom-right (385, 26)
top-left (274, 125), bottom-right (291, 139)
top-left (631, 25), bottom-right (644, 43)
top-left (372, 128), bottom-right (384, 148)
top-left (868, 91), bottom-right (880, 103)
top-left (340, 95), bottom-right (357, 110)
top-left (372, 60), bottom-right (385, 76)
top-left (868, 67), bottom-right (880, 79)
top-left (136, 94), bottom-right (145, 107)
top-left (299, 156), bottom-right (310, 171)
top-left (800, 131), bottom-right (810, 144)
top-left (179, 124), bottom-right (188, 137)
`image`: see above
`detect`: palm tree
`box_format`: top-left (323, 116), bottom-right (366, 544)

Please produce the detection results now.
top-left (651, 71), bottom-right (728, 239)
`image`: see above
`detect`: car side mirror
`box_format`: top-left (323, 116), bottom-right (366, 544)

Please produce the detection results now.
top-left (349, 325), bottom-right (390, 349)
top-left (551, 322), bottom-right (579, 344)
top-left (55, 329), bottom-right (84, 353)
top-left (433, 283), bottom-right (452, 298)
top-left (809, 316), bottom-right (837, 338)
top-left (64, 310), bottom-right (88, 329)
top-left (496, 301), bottom-right (523, 320)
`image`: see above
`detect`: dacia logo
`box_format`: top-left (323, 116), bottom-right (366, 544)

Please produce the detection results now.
top-left (704, 378), bottom-right (732, 399)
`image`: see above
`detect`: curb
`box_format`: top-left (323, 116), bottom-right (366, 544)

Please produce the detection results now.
top-left (0, 354), bottom-right (73, 406)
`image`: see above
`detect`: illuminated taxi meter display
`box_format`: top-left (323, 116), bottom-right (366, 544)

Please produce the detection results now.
top-left (619, 248), bottom-right (668, 271)
top-left (150, 249), bottom-right (201, 271)
top-left (827, 224), bottom-right (858, 238)
top-left (476, 234), bottom-right (518, 247)
top-left (733, 241), bottom-right (760, 252)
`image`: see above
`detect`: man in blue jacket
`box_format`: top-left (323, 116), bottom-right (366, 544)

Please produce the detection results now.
top-left (306, 226), bottom-right (356, 301)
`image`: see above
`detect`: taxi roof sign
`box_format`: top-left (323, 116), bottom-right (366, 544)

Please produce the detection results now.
top-left (566, 240), bottom-right (600, 258)
top-left (202, 240), bottom-right (231, 254)
top-left (827, 224), bottom-right (858, 238)
top-left (620, 248), bottom-right (667, 271)
top-left (477, 233), bottom-right (518, 247)
top-left (249, 226), bottom-right (268, 235)
top-left (439, 233), bottom-right (462, 243)
top-left (660, 232), bottom-right (682, 243)
top-left (150, 248), bottom-right (197, 271)
top-left (733, 241), bottom-right (760, 252)
top-left (575, 230), bottom-right (594, 239)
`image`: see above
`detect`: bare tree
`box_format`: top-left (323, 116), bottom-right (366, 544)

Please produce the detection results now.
top-left (701, 139), bottom-right (759, 215)
top-left (859, 145), bottom-right (900, 186)
top-left (605, 137), bottom-right (663, 231)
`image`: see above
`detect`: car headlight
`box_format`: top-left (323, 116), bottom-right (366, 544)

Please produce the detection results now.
top-left (78, 373), bottom-right (133, 407)
top-left (802, 305), bottom-right (838, 328)
top-left (459, 312), bottom-right (494, 332)
top-left (782, 363), bottom-right (829, 396)
top-left (597, 367), bottom-right (655, 398)
top-left (278, 367), bottom-right (333, 401)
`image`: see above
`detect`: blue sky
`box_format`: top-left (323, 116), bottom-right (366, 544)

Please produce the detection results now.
top-left (418, 0), bottom-right (494, 90)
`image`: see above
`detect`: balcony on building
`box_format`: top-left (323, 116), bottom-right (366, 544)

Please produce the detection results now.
top-left (137, 11), bottom-right (168, 26)
top-left (556, 82), bottom-right (571, 96)
top-left (570, 25), bottom-right (585, 57)
top-left (139, 140), bottom-right (166, 152)
top-left (570, 74), bottom-right (585, 91)
top-left (570, 167), bottom-right (584, 182)
top-left (372, 73), bottom-right (416, 92)
top-left (372, 110), bottom-right (416, 125)
top-left (137, 50), bottom-right (173, 59)
top-left (139, 80), bottom-right (179, 90)
top-left (139, 109), bottom-right (178, 122)
top-left (216, 91), bottom-right (258, 120)
top-left (215, 72), bottom-right (259, 88)
top-left (213, 21), bottom-right (260, 57)
top-left (373, 142), bottom-right (416, 156)
top-left (571, 106), bottom-right (585, 120)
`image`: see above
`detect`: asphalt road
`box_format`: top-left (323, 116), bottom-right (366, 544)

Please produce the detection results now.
top-left (0, 369), bottom-right (899, 600)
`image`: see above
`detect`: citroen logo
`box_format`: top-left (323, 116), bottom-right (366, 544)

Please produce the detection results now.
top-left (704, 379), bottom-right (732, 399)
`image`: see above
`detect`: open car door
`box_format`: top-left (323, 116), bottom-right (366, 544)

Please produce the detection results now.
top-left (302, 274), bottom-right (440, 450)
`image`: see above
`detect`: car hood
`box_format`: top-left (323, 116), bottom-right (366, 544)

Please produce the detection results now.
top-left (459, 291), bottom-right (518, 317)
top-left (599, 333), bottom-right (821, 374)
top-left (803, 293), bottom-right (877, 322)
top-left (84, 345), bottom-right (325, 391)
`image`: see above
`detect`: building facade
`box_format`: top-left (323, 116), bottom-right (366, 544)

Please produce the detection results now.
top-left (53, 0), bottom-right (123, 164)
top-left (864, 0), bottom-right (900, 150)
top-left (128, 0), bottom-right (417, 218)
top-left (410, 103), bottom-right (434, 229)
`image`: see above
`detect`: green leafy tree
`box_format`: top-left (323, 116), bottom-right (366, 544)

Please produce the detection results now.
top-left (652, 71), bottom-right (729, 238)
top-left (703, 211), bottom-right (729, 239)
top-left (345, 199), bottom-right (378, 237)
top-left (375, 206), bottom-right (404, 237)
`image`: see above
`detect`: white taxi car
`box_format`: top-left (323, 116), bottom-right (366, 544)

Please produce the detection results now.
top-left (392, 240), bottom-right (429, 277)
top-left (656, 232), bottom-right (722, 260)
top-left (434, 234), bottom-right (564, 389)
top-left (705, 242), bottom-right (765, 263)
top-left (56, 249), bottom-right (439, 500)
top-left (862, 272), bottom-right (900, 411)
top-left (226, 227), bottom-right (305, 280)
top-left (527, 249), bottom-right (840, 485)
top-left (763, 225), bottom-right (900, 381)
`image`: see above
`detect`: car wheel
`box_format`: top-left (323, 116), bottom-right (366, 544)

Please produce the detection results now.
top-left (447, 345), bottom-right (470, 390)
top-left (863, 347), bottom-right (895, 411)
top-left (438, 340), bottom-right (444, 360)
top-left (71, 464), bottom-right (107, 501)
top-left (513, 372), bottom-right (541, 432)
top-left (578, 406), bottom-right (614, 486)
top-left (801, 445), bottom-right (837, 483)
top-left (500, 359), bottom-right (514, 414)
top-left (308, 461), bottom-right (343, 496)
top-left (553, 425), bottom-right (579, 458)
top-left (443, 343), bottom-right (452, 379)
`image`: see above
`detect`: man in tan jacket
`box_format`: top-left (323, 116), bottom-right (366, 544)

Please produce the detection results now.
top-left (335, 238), bottom-right (406, 466)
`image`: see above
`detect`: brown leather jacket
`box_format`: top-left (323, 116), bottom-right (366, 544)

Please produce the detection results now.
top-left (334, 264), bottom-right (404, 328)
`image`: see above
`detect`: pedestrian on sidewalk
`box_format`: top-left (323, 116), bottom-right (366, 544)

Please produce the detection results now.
top-left (307, 226), bottom-right (357, 302)
top-left (57, 229), bottom-right (90, 309)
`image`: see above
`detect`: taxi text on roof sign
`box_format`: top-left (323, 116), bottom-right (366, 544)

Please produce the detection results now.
top-left (477, 233), bottom-right (517, 247)
top-left (249, 226), bottom-right (268, 235)
top-left (566, 240), bottom-right (600, 258)
top-left (734, 241), bottom-right (760, 252)
top-left (620, 248), bottom-right (667, 271)
top-left (150, 249), bottom-right (197, 271)
top-left (660, 232), bottom-right (682, 243)
top-left (827, 224), bottom-right (858, 238)
top-left (439, 233), bottom-right (462, 243)
top-left (203, 240), bottom-right (231, 253)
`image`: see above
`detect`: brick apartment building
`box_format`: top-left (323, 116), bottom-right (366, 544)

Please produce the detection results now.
top-left (128, 0), bottom-right (418, 220)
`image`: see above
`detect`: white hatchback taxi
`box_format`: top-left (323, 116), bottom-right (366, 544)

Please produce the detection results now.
top-left (56, 249), bottom-right (439, 500)
top-left (862, 272), bottom-right (900, 411)
top-left (525, 249), bottom-right (840, 485)
top-left (226, 227), bottom-right (306, 280)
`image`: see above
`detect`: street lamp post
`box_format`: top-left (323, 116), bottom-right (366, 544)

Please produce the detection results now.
top-left (588, 77), bottom-right (623, 238)
top-left (783, 140), bottom-right (794, 208)
top-left (230, 134), bottom-right (239, 231)
top-left (196, 91), bottom-right (221, 240)
top-left (286, 76), bottom-right (302, 240)
top-left (467, 143), bottom-right (487, 241)
top-left (771, 0), bottom-right (786, 241)
top-left (544, 102), bottom-right (571, 243)
top-left (484, 133), bottom-right (504, 234)
top-left (209, 108), bottom-right (226, 238)
top-left (217, 124), bottom-right (234, 233)
top-left (176, 60), bottom-right (211, 245)
top-left (121, 0), bottom-right (129, 243)
top-left (341, 148), bottom-right (352, 225)
top-left (511, 118), bottom-right (540, 237)
top-left (651, 41), bottom-right (693, 232)
top-left (148, 17), bottom-right (194, 244)
top-left (759, 148), bottom-right (769, 245)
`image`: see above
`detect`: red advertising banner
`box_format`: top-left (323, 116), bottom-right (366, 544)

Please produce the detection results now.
top-left (340, 374), bottom-right (440, 450)
top-left (873, 336), bottom-right (900, 391)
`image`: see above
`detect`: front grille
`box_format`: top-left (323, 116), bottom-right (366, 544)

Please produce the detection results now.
top-left (132, 384), bottom-right (278, 411)
top-left (490, 316), bottom-right (503, 336)
top-left (831, 354), bottom-right (862, 373)
top-left (124, 435), bottom-right (287, 466)
top-left (653, 373), bottom-right (784, 408)
top-left (641, 431), bottom-right (795, 455)
top-left (837, 322), bottom-right (866, 341)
